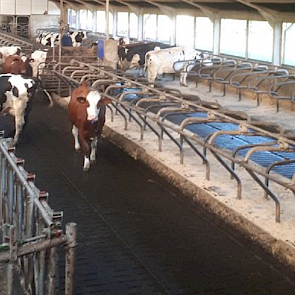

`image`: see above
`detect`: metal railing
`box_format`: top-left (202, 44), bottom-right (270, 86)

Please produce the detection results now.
top-left (0, 134), bottom-right (76, 295)
top-left (41, 60), bottom-right (295, 223)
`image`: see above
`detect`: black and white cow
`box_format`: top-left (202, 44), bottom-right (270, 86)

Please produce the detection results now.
top-left (0, 74), bottom-right (37, 145)
top-left (118, 42), bottom-right (172, 73)
top-left (36, 30), bottom-right (87, 47)
top-left (69, 30), bottom-right (87, 47)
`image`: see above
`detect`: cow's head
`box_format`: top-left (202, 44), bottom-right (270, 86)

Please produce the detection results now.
top-left (76, 87), bottom-right (111, 121)
top-left (75, 32), bottom-right (85, 43)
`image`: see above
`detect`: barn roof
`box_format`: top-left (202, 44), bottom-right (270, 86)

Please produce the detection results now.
top-left (49, 0), bottom-right (295, 22)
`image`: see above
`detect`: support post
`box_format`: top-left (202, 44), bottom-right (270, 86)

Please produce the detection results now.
top-left (65, 222), bottom-right (77, 295)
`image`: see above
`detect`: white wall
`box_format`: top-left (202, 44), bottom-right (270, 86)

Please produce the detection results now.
top-left (31, 0), bottom-right (48, 14)
top-left (30, 14), bottom-right (60, 37)
top-left (0, 0), bottom-right (16, 15)
top-left (0, 0), bottom-right (59, 15)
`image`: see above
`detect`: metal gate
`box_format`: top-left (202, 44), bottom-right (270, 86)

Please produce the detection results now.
top-left (0, 133), bottom-right (76, 295)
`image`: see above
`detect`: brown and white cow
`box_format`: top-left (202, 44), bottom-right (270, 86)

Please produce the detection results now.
top-left (68, 82), bottom-right (111, 171)
top-left (2, 55), bottom-right (33, 77)
top-left (0, 46), bottom-right (21, 60)
top-left (0, 46), bottom-right (22, 67)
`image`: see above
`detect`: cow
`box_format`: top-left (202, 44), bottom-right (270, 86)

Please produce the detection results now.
top-left (178, 52), bottom-right (211, 86)
top-left (145, 46), bottom-right (204, 84)
top-left (0, 46), bottom-right (21, 60)
top-left (118, 42), bottom-right (172, 74)
top-left (29, 50), bottom-right (48, 78)
top-left (2, 55), bottom-right (33, 77)
top-left (0, 46), bottom-right (22, 67)
top-left (0, 74), bottom-right (37, 145)
top-left (68, 82), bottom-right (111, 171)
top-left (69, 30), bottom-right (87, 47)
top-left (2, 52), bottom-right (53, 106)
top-left (36, 32), bottom-right (60, 47)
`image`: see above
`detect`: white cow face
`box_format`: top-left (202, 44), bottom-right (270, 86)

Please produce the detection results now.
top-left (85, 90), bottom-right (102, 121)
top-left (30, 50), bottom-right (48, 78)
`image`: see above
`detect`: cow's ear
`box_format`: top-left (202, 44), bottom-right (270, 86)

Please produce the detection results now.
top-left (79, 81), bottom-right (89, 88)
top-left (77, 96), bottom-right (86, 103)
top-left (101, 97), bottom-right (112, 106)
top-left (12, 86), bottom-right (19, 97)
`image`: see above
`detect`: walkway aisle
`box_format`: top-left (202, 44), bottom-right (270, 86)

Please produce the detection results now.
top-left (9, 94), bottom-right (295, 294)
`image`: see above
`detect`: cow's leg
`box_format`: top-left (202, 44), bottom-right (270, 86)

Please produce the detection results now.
top-left (180, 73), bottom-right (184, 86)
top-left (12, 117), bottom-right (23, 145)
top-left (72, 125), bottom-right (80, 151)
top-left (180, 73), bottom-right (188, 87)
top-left (12, 109), bottom-right (26, 145)
top-left (83, 156), bottom-right (90, 172)
top-left (90, 136), bottom-right (98, 164)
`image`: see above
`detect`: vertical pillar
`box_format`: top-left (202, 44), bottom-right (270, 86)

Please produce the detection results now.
top-left (76, 10), bottom-right (80, 29)
top-left (93, 10), bottom-right (98, 32)
top-left (65, 223), bottom-right (77, 295)
top-left (273, 22), bottom-right (282, 66)
top-left (213, 17), bottom-right (221, 55)
top-left (112, 10), bottom-right (118, 37)
top-left (105, 0), bottom-right (109, 39)
top-left (138, 14), bottom-right (143, 41)
top-left (170, 15), bottom-right (176, 45)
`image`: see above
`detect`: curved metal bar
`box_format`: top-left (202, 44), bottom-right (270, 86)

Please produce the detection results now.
top-left (198, 58), bottom-right (236, 92)
top-left (231, 140), bottom-right (277, 176)
top-left (180, 135), bottom-right (210, 179)
top-left (117, 104), bottom-right (144, 139)
top-left (209, 149), bottom-right (242, 199)
top-left (229, 65), bottom-right (269, 101)
top-left (264, 158), bottom-right (295, 199)
top-left (213, 62), bottom-right (253, 96)
top-left (247, 68), bottom-right (290, 106)
top-left (134, 112), bottom-right (161, 147)
top-left (108, 102), bottom-right (128, 130)
top-left (268, 78), bottom-right (295, 112)
top-left (245, 168), bottom-right (281, 223)
top-left (157, 123), bottom-right (182, 155)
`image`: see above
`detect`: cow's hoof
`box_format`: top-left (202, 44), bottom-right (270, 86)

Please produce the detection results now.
top-left (83, 166), bottom-right (90, 172)
top-left (9, 139), bottom-right (16, 148)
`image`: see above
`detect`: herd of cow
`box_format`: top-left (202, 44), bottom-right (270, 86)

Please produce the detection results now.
top-left (0, 46), bottom-right (50, 145)
top-left (0, 36), bottom-right (210, 171)
top-left (117, 41), bottom-right (208, 85)
top-left (35, 29), bottom-right (88, 47)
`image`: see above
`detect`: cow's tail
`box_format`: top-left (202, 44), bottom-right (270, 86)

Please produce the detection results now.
top-left (33, 78), bottom-right (53, 107)
top-left (42, 88), bottom-right (53, 107)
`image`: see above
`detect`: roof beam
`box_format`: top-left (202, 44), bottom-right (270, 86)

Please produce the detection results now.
top-left (70, 0), bottom-right (96, 10)
top-left (235, 0), bottom-right (281, 25)
top-left (114, 0), bottom-right (141, 15)
top-left (180, 0), bottom-right (219, 20)
top-left (144, 0), bottom-right (176, 17)
top-left (243, 0), bottom-right (295, 2)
